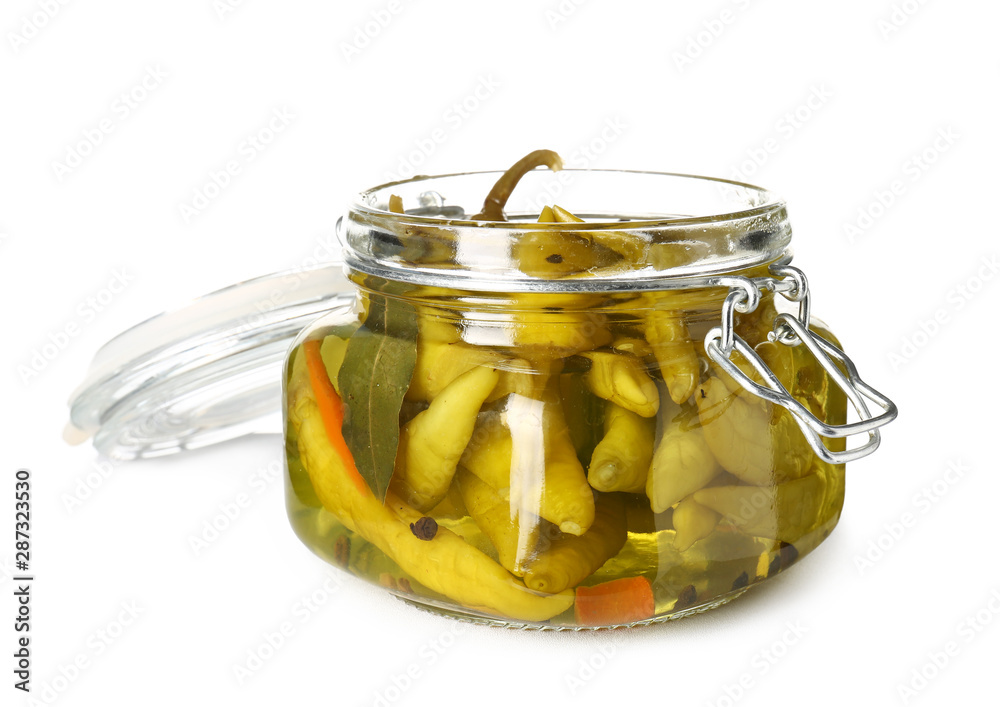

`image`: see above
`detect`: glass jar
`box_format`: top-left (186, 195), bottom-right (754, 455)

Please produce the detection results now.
top-left (283, 169), bottom-right (896, 629)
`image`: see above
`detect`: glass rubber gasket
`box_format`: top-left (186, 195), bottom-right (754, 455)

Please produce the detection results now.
top-left (65, 262), bottom-right (353, 460)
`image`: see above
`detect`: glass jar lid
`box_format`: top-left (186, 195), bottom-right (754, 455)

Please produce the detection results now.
top-left (66, 263), bottom-right (352, 460)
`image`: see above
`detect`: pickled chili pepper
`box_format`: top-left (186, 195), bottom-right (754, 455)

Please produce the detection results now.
top-left (549, 204), bottom-right (648, 264)
top-left (461, 411), bottom-right (514, 496)
top-left (672, 496), bottom-right (720, 551)
top-left (510, 207), bottom-right (615, 355)
top-left (303, 340), bottom-right (370, 496)
top-left (473, 149), bottom-right (563, 221)
top-left (506, 389), bottom-right (596, 536)
top-left (696, 370), bottom-right (776, 486)
top-left (459, 404), bottom-right (597, 538)
top-left (509, 296), bottom-right (612, 357)
top-left (575, 576), bottom-right (655, 626)
top-left (579, 351), bottom-right (659, 418)
top-left (697, 352), bottom-right (819, 486)
top-left (644, 308), bottom-right (700, 405)
top-left (693, 473), bottom-right (826, 543)
top-left (523, 493), bottom-right (627, 594)
top-left (390, 365), bottom-right (500, 511)
top-left (587, 402), bottom-right (655, 494)
top-left (288, 351), bottom-right (575, 621)
top-left (455, 467), bottom-right (538, 577)
top-left (384, 194), bottom-right (460, 264)
top-left (516, 206), bottom-right (608, 277)
top-left (406, 316), bottom-right (499, 403)
top-left (646, 414), bottom-right (720, 514)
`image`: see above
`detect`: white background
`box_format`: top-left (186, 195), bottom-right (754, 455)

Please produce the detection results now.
top-left (2, 0), bottom-right (998, 705)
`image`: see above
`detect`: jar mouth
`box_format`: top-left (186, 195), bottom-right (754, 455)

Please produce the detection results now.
top-left (353, 169), bottom-right (786, 228)
top-left (343, 169), bottom-right (792, 292)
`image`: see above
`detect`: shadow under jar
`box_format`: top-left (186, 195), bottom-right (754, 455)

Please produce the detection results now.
top-left (283, 169), bottom-right (896, 629)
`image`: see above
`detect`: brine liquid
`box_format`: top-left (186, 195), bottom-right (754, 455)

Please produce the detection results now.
top-left (285, 347), bottom-right (845, 628)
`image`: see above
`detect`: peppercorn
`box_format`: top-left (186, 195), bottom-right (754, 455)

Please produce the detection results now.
top-left (410, 516), bottom-right (438, 540)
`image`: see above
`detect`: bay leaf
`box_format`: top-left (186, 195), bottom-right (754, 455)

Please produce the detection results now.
top-left (338, 279), bottom-right (417, 501)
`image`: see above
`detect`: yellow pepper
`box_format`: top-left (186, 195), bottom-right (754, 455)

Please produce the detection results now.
top-left (462, 394), bottom-right (596, 537)
top-left (644, 309), bottom-right (700, 405)
top-left (549, 204), bottom-right (648, 264)
top-left (515, 207), bottom-right (614, 277)
top-left (588, 402), bottom-right (655, 494)
top-left (507, 388), bottom-right (596, 536)
top-left (390, 365), bottom-right (500, 511)
top-left (579, 350), bottom-right (659, 418)
top-left (461, 411), bottom-right (514, 495)
top-left (406, 316), bottom-right (499, 403)
top-left (672, 497), bottom-right (720, 551)
top-left (693, 472), bottom-right (827, 543)
top-left (455, 467), bottom-right (538, 577)
top-left (523, 493), bottom-right (627, 594)
top-left (696, 368), bottom-right (778, 486)
top-left (646, 405), bottom-right (720, 513)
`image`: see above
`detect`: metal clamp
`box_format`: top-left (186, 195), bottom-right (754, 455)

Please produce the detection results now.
top-left (767, 265), bottom-right (810, 345)
top-left (704, 265), bottom-right (898, 464)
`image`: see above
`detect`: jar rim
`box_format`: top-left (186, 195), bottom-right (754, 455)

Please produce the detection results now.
top-left (351, 168), bottom-right (786, 229)
top-left (342, 168), bottom-right (793, 292)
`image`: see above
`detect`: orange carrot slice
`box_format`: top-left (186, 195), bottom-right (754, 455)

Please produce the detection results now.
top-left (574, 576), bottom-right (655, 626)
top-left (303, 339), bottom-right (371, 496)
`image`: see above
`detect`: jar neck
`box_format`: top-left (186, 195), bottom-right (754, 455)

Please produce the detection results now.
top-left (348, 263), bottom-right (781, 349)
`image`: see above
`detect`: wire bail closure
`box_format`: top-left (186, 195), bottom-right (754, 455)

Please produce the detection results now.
top-left (704, 264), bottom-right (898, 464)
